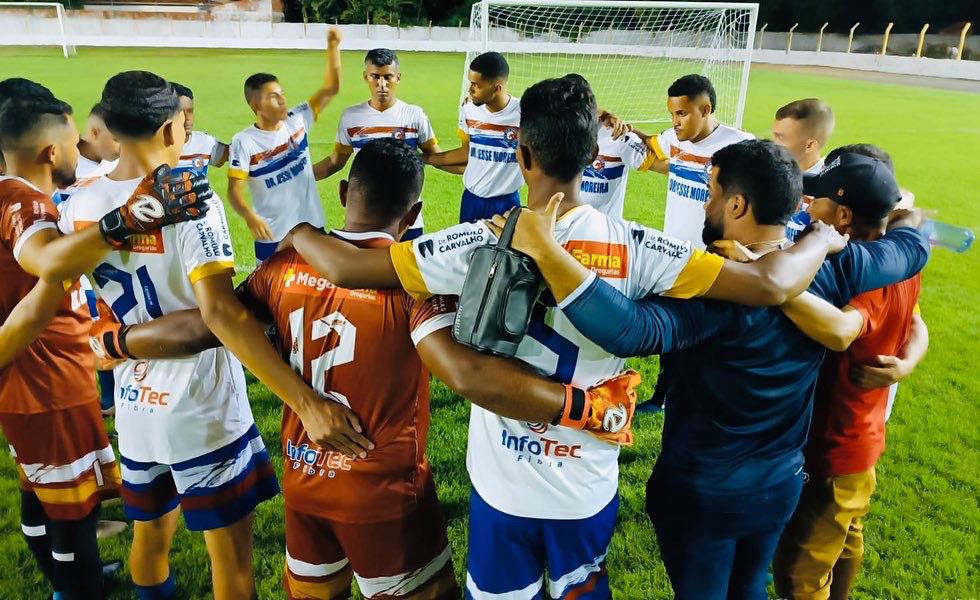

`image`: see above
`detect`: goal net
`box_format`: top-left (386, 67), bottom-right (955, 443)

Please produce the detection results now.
top-left (462, 1), bottom-right (758, 126)
top-left (0, 2), bottom-right (73, 58)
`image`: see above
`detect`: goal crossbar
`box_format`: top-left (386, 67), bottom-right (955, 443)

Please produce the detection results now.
top-left (464, 0), bottom-right (759, 127)
top-left (0, 1), bottom-right (69, 57)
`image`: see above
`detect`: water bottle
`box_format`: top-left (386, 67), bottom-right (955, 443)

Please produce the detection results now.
top-left (921, 220), bottom-right (975, 253)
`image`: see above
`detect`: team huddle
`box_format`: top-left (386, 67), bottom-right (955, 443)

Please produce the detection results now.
top-left (0, 28), bottom-right (931, 600)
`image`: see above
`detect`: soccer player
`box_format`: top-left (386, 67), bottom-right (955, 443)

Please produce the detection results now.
top-left (170, 81), bottom-right (228, 177)
top-left (773, 150), bottom-right (930, 600)
top-left (228, 28), bottom-right (341, 263)
top-left (0, 78), bottom-right (57, 175)
top-left (0, 88), bottom-right (210, 599)
top-left (643, 74), bottom-right (754, 247)
top-left (312, 48), bottom-right (448, 241)
top-left (75, 103), bottom-right (120, 179)
top-left (88, 138), bottom-right (639, 599)
top-left (57, 71), bottom-right (348, 600)
top-left (580, 114), bottom-right (657, 217)
top-left (278, 75), bottom-right (860, 599)
top-left (496, 142), bottom-right (931, 600)
top-left (422, 52), bottom-right (524, 223)
top-left (772, 98), bottom-right (835, 176)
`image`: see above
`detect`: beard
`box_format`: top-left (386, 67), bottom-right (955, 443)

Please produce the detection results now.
top-left (53, 161), bottom-right (77, 189)
top-left (701, 216), bottom-right (725, 247)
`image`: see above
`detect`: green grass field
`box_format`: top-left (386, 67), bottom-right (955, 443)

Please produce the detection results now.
top-left (2, 46), bottom-right (979, 599)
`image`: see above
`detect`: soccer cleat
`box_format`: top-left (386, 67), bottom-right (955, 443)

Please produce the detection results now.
top-left (559, 370), bottom-right (640, 446)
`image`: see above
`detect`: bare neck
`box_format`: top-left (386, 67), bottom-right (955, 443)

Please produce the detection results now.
top-left (369, 96), bottom-right (398, 112)
top-left (77, 138), bottom-right (102, 164)
top-left (4, 159), bottom-right (55, 195)
top-left (110, 147), bottom-right (173, 180)
top-left (690, 117), bottom-right (721, 144)
top-left (485, 93), bottom-right (511, 113)
top-left (526, 177), bottom-right (583, 216)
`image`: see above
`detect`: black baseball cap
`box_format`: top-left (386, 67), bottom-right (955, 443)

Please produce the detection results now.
top-left (803, 152), bottom-right (901, 220)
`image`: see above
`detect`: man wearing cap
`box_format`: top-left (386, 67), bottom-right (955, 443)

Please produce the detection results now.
top-left (489, 141), bottom-right (931, 599)
top-left (772, 150), bottom-right (926, 600)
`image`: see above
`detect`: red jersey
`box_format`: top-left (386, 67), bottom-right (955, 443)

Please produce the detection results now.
top-left (806, 274), bottom-right (922, 477)
top-left (239, 230), bottom-right (456, 524)
top-left (0, 177), bottom-right (96, 415)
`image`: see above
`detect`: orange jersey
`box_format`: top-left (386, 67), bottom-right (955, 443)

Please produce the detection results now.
top-left (0, 177), bottom-right (96, 415)
top-left (239, 231), bottom-right (456, 524)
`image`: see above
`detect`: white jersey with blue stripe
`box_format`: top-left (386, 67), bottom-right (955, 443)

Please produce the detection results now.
top-left (580, 125), bottom-right (654, 217)
top-left (654, 124), bottom-right (754, 247)
top-left (335, 100), bottom-right (436, 230)
top-left (58, 175), bottom-right (252, 464)
top-left (174, 131), bottom-right (225, 178)
top-left (458, 97), bottom-right (523, 198)
top-left (228, 102), bottom-right (325, 241)
top-left (389, 204), bottom-right (725, 519)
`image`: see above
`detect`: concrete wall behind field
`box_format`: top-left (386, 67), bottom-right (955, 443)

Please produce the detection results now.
top-left (2, 12), bottom-right (977, 82)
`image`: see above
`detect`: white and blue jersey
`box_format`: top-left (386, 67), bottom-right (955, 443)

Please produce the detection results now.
top-left (228, 101), bottom-right (326, 242)
top-left (173, 131), bottom-right (227, 178)
top-left (650, 124), bottom-right (754, 247)
top-left (458, 97), bottom-right (524, 199)
top-left (580, 125), bottom-right (656, 217)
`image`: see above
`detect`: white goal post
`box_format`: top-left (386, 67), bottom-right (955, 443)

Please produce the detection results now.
top-left (462, 0), bottom-right (758, 127)
top-left (0, 2), bottom-right (71, 58)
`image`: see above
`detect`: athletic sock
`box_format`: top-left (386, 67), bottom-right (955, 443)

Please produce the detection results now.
top-left (49, 507), bottom-right (103, 599)
top-left (20, 491), bottom-right (62, 592)
top-left (135, 573), bottom-right (177, 600)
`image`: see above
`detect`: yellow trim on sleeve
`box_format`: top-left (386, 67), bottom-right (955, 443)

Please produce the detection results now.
top-left (912, 302), bottom-right (921, 315)
top-left (307, 96), bottom-right (321, 121)
top-left (228, 168), bottom-right (248, 180)
top-left (647, 136), bottom-right (668, 161)
top-left (456, 129), bottom-right (470, 142)
top-left (661, 250), bottom-right (725, 299)
top-left (389, 242), bottom-right (432, 300)
top-left (420, 138), bottom-right (439, 153)
top-left (188, 261), bottom-right (236, 285)
top-left (638, 150), bottom-right (658, 172)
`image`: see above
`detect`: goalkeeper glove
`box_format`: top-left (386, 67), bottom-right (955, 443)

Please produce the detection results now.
top-left (89, 299), bottom-right (135, 361)
top-left (99, 165), bottom-right (212, 248)
top-left (556, 370), bottom-right (640, 446)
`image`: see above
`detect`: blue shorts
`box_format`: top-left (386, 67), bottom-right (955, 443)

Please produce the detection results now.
top-left (119, 424), bottom-right (279, 531)
top-left (465, 487), bottom-right (617, 600)
top-left (459, 189), bottom-right (521, 224)
top-left (254, 240), bottom-right (279, 264)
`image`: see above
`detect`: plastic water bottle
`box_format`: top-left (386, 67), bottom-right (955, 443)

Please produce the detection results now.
top-left (921, 220), bottom-right (975, 253)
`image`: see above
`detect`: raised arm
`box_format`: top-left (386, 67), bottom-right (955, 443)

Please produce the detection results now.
top-left (0, 279), bottom-right (66, 369)
top-left (781, 292), bottom-right (865, 352)
top-left (288, 223), bottom-right (402, 290)
top-left (308, 27), bottom-right (342, 116)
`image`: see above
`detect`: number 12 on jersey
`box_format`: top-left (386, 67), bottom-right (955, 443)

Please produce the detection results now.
top-left (288, 307), bottom-right (357, 403)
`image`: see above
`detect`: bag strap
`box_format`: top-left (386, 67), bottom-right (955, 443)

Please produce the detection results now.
top-left (496, 209), bottom-right (521, 249)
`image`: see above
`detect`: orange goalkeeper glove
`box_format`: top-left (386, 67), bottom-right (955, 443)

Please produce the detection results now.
top-left (89, 299), bottom-right (134, 365)
top-left (556, 370), bottom-right (640, 446)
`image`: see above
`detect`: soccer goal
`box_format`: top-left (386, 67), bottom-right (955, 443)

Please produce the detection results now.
top-left (0, 2), bottom-right (72, 58)
top-left (462, 1), bottom-right (758, 127)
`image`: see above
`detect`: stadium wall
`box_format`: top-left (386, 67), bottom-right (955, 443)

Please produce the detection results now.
top-left (3, 16), bottom-right (978, 82)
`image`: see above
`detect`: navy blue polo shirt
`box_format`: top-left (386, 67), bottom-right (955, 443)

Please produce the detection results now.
top-left (561, 227), bottom-right (929, 493)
